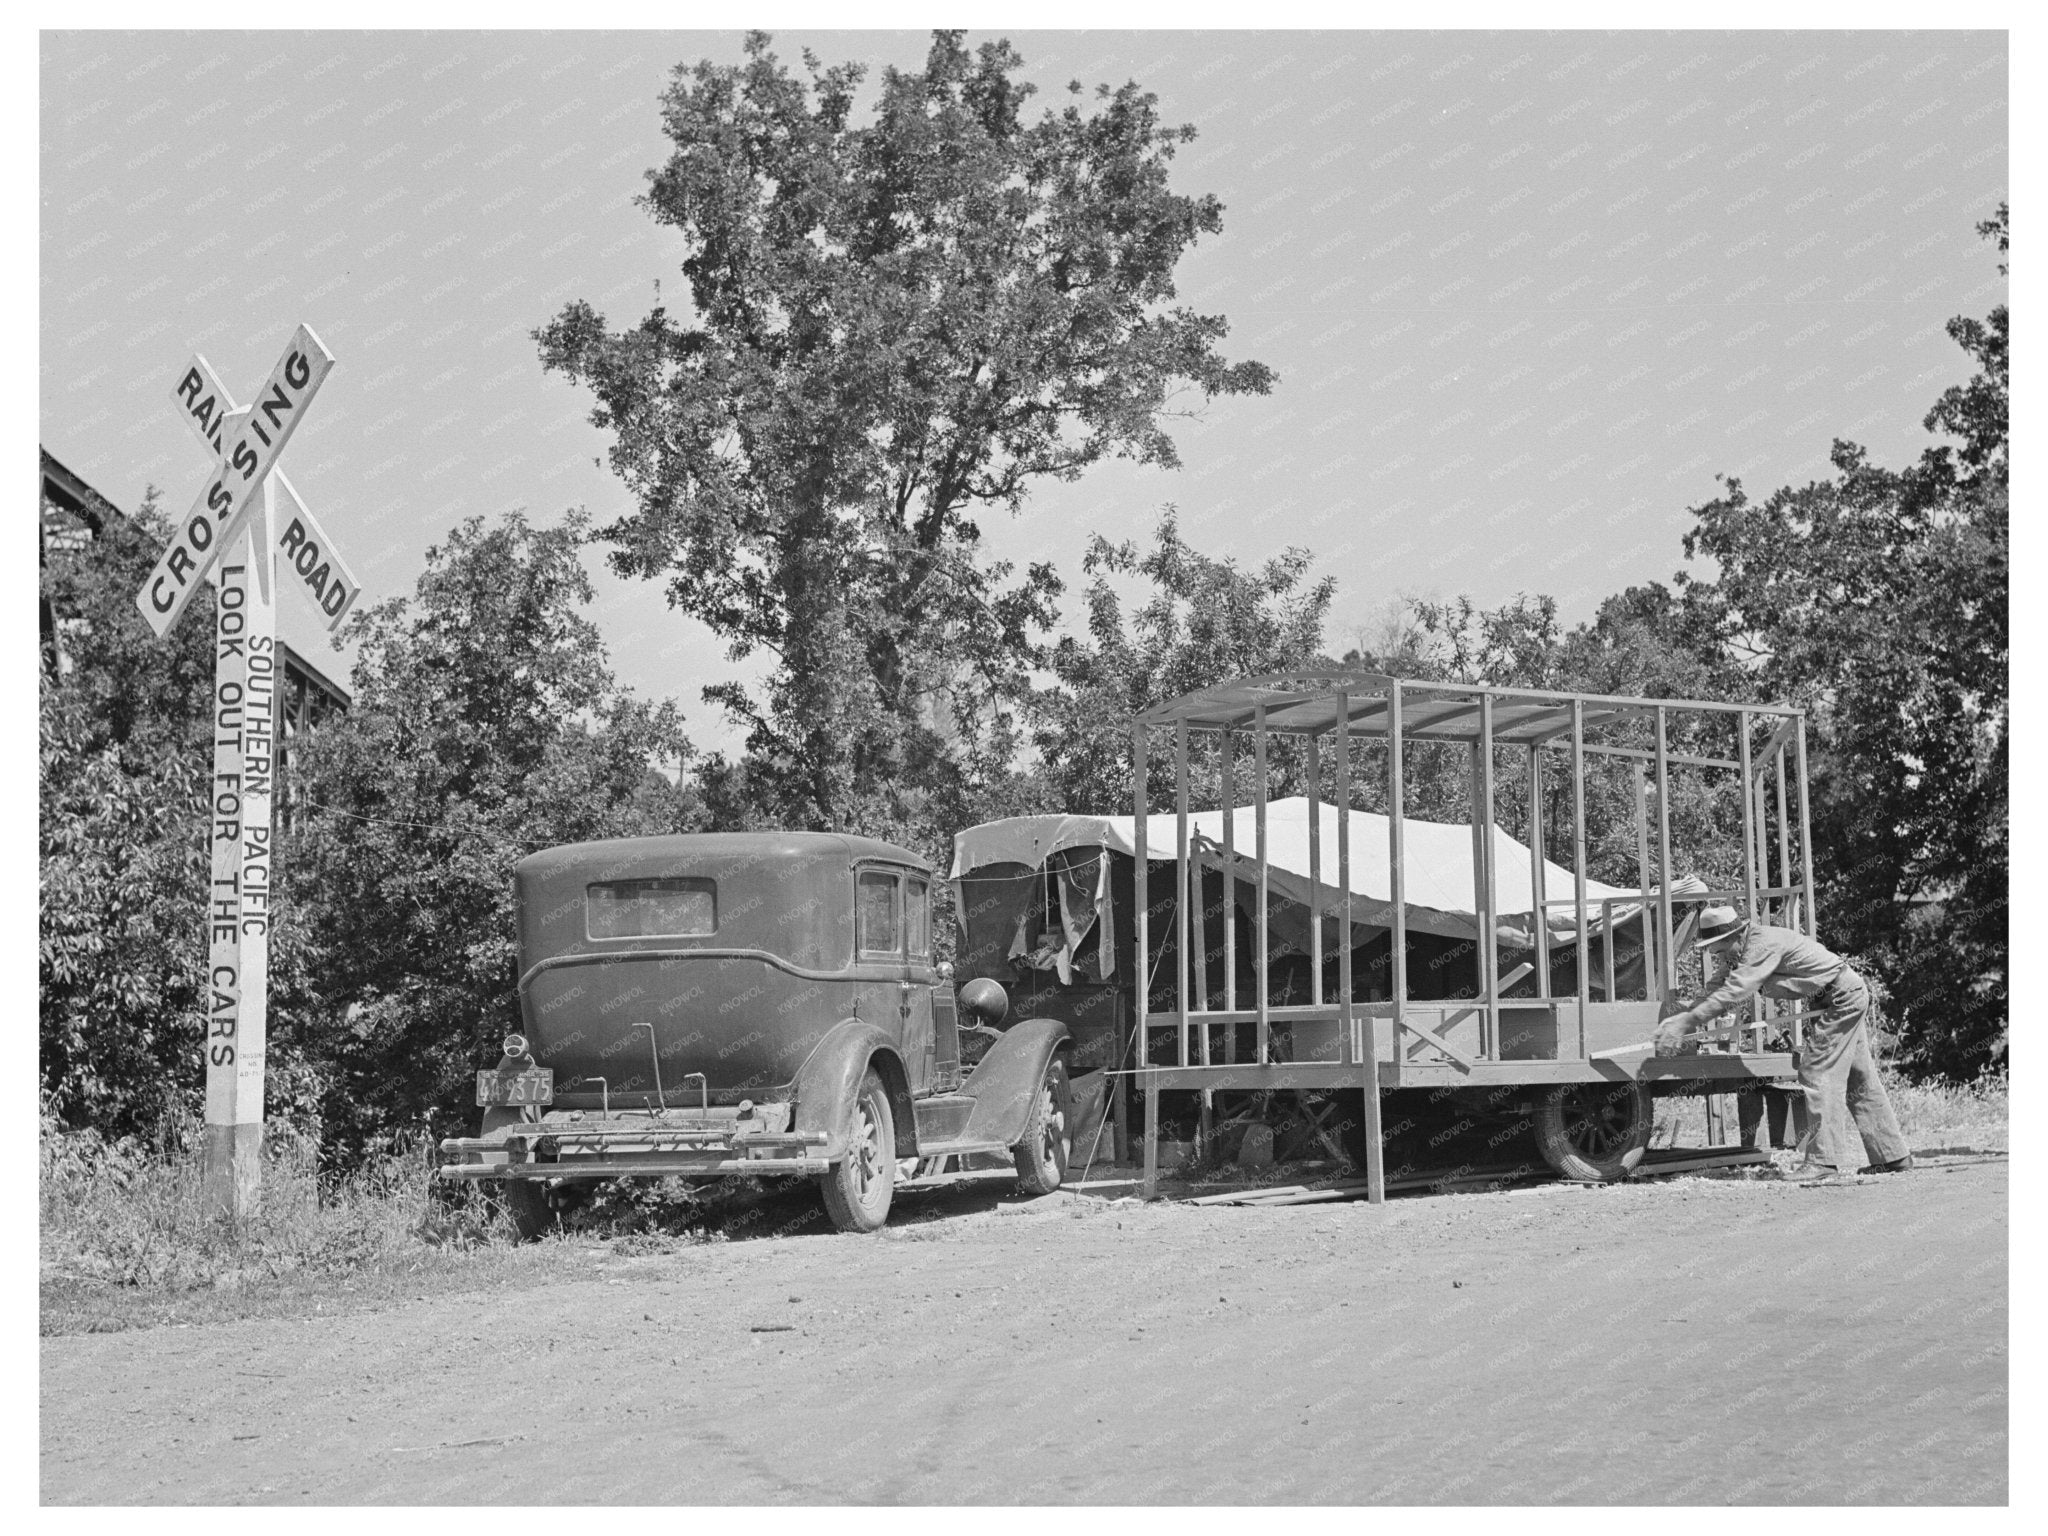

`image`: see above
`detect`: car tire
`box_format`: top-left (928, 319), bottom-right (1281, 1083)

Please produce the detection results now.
top-left (1011, 1057), bottom-right (1072, 1196)
top-left (501, 1179), bottom-right (556, 1241)
top-left (820, 1068), bottom-right (896, 1233)
top-left (1533, 1081), bottom-right (1653, 1182)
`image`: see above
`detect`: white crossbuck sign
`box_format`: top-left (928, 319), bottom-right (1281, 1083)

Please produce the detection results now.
top-left (134, 323), bottom-right (351, 1215)
top-left (136, 323), bottom-right (336, 638)
top-left (167, 351), bottom-right (362, 630)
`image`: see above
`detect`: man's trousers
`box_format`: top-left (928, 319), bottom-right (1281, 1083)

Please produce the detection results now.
top-left (1798, 968), bottom-right (1912, 1171)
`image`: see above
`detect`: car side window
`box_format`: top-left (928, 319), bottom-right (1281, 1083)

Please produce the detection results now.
top-left (906, 878), bottom-right (931, 959)
top-left (857, 869), bottom-right (901, 956)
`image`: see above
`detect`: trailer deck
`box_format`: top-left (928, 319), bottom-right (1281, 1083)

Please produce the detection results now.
top-left (1132, 1052), bottom-right (1796, 1092)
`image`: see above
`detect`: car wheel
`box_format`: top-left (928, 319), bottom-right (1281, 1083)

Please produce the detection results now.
top-left (500, 1179), bottom-right (556, 1241)
top-left (1011, 1057), bottom-right (1072, 1196)
top-left (820, 1068), bottom-right (896, 1233)
top-left (1533, 1081), bottom-right (1652, 1182)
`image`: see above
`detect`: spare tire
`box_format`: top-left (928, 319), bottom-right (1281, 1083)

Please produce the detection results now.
top-left (1533, 1081), bottom-right (1652, 1182)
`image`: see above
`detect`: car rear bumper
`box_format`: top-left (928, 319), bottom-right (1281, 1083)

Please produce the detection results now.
top-left (436, 1126), bottom-right (834, 1182)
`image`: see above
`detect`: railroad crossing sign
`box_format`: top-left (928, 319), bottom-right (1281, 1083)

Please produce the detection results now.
top-left (137, 323), bottom-right (350, 1218)
top-left (137, 323), bottom-right (333, 638)
top-left (169, 351), bottom-right (362, 631)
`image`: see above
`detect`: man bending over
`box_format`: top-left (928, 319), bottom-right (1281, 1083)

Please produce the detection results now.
top-left (1657, 906), bottom-right (1912, 1185)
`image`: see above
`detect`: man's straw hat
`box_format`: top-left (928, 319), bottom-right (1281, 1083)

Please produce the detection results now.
top-left (1696, 905), bottom-right (1744, 947)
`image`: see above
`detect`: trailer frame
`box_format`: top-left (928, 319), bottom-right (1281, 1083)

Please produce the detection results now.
top-left (1129, 672), bottom-right (1816, 1202)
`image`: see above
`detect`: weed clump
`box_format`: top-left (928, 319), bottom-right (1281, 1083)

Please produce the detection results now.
top-left (1885, 1068), bottom-right (2008, 1151)
top-left (1648, 1067), bottom-right (2008, 1154)
top-left (38, 1104), bottom-right (499, 1300)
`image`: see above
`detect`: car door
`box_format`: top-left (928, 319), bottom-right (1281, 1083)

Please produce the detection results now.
top-left (901, 874), bottom-right (936, 1094)
top-left (855, 865), bottom-right (908, 1050)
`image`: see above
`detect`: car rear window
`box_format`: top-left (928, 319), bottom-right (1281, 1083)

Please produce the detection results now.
top-left (857, 869), bottom-right (900, 955)
top-left (586, 877), bottom-right (717, 940)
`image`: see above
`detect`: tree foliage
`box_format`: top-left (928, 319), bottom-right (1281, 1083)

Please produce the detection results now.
top-left (41, 691), bottom-right (210, 1135)
top-left (1027, 508), bottom-right (1335, 815)
top-left (39, 498), bottom-right (326, 1137)
top-left (1332, 205), bottom-right (2006, 1081)
top-left (537, 30), bottom-right (1273, 855)
top-left (1339, 587), bottom-right (1759, 895)
top-left (285, 512), bottom-right (703, 1158)
top-left (1672, 206), bottom-right (2008, 1075)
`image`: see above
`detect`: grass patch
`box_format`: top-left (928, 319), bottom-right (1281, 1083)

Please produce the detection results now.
top-left (1885, 1068), bottom-right (2009, 1152)
top-left (1650, 1067), bottom-right (2008, 1156)
top-left (37, 1111), bottom-right (830, 1336)
top-left (40, 1109), bottom-right (524, 1335)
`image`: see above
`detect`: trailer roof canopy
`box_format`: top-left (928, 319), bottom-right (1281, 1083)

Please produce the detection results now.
top-left (952, 798), bottom-right (1641, 931)
top-left (1135, 671), bottom-right (1799, 741)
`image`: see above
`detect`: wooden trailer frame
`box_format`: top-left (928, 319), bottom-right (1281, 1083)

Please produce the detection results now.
top-left (1130, 672), bottom-right (1817, 1202)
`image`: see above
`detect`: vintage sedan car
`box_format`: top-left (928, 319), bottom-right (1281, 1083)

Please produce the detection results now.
top-left (436, 832), bottom-right (1073, 1235)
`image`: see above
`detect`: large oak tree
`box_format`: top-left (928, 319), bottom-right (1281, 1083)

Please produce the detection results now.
top-left (537, 31), bottom-right (1273, 856)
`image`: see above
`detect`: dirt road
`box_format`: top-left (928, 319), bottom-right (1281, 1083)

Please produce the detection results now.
top-left (42, 1157), bottom-right (2006, 1504)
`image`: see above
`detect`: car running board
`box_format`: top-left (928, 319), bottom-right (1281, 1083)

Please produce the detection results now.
top-left (912, 1137), bottom-right (1015, 1162)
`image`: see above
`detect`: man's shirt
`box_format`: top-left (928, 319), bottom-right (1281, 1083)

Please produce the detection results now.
top-left (1692, 922), bottom-right (1848, 1021)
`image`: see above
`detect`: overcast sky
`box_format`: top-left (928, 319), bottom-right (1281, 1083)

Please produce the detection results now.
top-left (41, 29), bottom-right (2008, 753)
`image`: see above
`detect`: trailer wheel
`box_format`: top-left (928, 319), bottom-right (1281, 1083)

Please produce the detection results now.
top-left (1534, 1082), bottom-right (1652, 1182)
top-left (820, 1069), bottom-right (896, 1233)
top-left (1012, 1057), bottom-right (1073, 1196)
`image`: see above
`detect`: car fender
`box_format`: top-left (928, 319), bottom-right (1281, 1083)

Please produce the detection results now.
top-left (791, 1018), bottom-right (917, 1160)
top-left (959, 1016), bottom-right (1071, 1148)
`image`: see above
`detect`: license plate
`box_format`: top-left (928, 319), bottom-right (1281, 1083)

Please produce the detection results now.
top-left (476, 1067), bottom-right (553, 1107)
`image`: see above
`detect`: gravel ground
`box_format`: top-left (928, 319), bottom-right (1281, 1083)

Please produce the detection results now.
top-left (41, 1153), bottom-right (2006, 1505)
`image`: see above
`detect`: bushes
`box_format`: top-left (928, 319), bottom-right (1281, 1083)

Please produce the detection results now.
top-left (38, 736), bottom-right (209, 1137)
top-left (40, 507), bottom-right (701, 1168)
top-left (1883, 1068), bottom-right (2009, 1152)
top-left (36, 1106), bottom-right (752, 1331)
top-left (1649, 1067), bottom-right (2008, 1156)
top-left (279, 511), bottom-right (701, 1165)
top-left (37, 1104), bottom-right (496, 1300)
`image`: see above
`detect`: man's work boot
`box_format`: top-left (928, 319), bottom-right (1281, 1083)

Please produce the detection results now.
top-left (1859, 1155), bottom-right (1915, 1174)
top-left (1793, 1163), bottom-right (1860, 1186)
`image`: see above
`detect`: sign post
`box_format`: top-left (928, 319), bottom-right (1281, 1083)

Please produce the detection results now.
top-left (205, 508), bottom-right (276, 1214)
top-left (143, 324), bottom-right (348, 1218)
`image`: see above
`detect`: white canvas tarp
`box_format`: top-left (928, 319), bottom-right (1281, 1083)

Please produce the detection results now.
top-left (953, 798), bottom-right (1661, 945)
